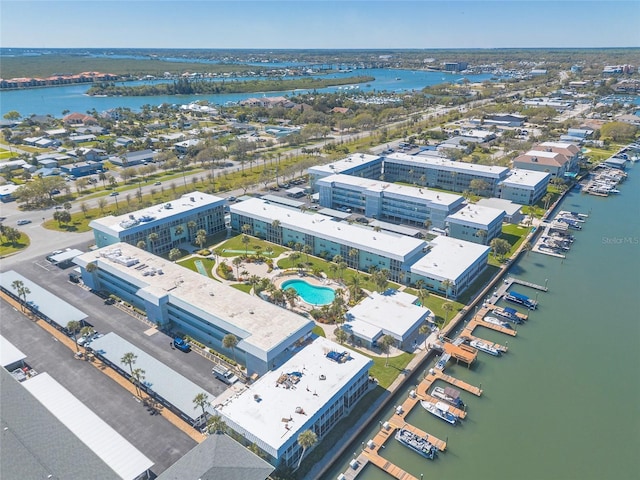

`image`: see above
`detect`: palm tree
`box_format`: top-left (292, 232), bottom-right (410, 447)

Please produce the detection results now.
top-left (241, 234), bottom-right (251, 256)
top-left (379, 334), bottom-right (396, 367)
top-left (196, 229), bottom-right (207, 250)
top-left (442, 302), bottom-right (454, 326)
top-left (11, 280), bottom-right (30, 311)
top-left (542, 192), bottom-right (554, 210)
top-left (241, 223), bottom-right (252, 236)
top-left (372, 269), bottom-right (389, 292)
top-left (79, 326), bottom-right (95, 343)
top-left (523, 241), bottom-right (533, 255)
top-left (441, 279), bottom-right (453, 299)
top-left (193, 392), bottom-right (211, 420)
top-left (302, 244), bottom-right (312, 265)
top-left (283, 287), bottom-right (299, 308)
top-left (346, 274), bottom-right (362, 303)
top-left (419, 323), bottom-right (431, 349)
top-left (232, 256), bottom-right (243, 280)
top-left (131, 368), bottom-right (146, 398)
top-left (348, 248), bottom-right (358, 269)
top-left (207, 415), bottom-right (227, 435)
top-left (120, 352), bottom-right (137, 375)
top-left (222, 334), bottom-right (239, 362)
top-left (147, 232), bottom-right (159, 252)
top-left (417, 288), bottom-right (429, 308)
top-left (264, 245), bottom-right (274, 258)
top-left (174, 225), bottom-right (184, 237)
top-left (136, 240), bottom-right (146, 250)
top-left (296, 429), bottom-right (318, 469)
top-left (476, 229), bottom-right (488, 245)
top-left (289, 251), bottom-right (301, 268)
top-left (423, 219), bottom-right (432, 232)
top-left (66, 320), bottom-right (81, 352)
top-left (187, 220), bottom-right (197, 241)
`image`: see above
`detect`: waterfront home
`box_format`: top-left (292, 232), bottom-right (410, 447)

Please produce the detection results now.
top-left (497, 169), bottom-right (550, 205)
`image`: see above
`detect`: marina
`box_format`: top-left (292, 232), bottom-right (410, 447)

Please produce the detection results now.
top-left (331, 163), bottom-right (639, 480)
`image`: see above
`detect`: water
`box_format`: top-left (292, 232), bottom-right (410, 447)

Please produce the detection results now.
top-left (327, 166), bottom-right (640, 480)
top-left (0, 68), bottom-right (493, 116)
top-left (281, 279), bottom-right (335, 306)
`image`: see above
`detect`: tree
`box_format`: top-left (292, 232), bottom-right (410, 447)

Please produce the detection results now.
top-left (148, 232), bottom-right (159, 252)
top-left (5, 227), bottom-right (21, 247)
top-left (419, 323), bottom-right (431, 349)
top-left (379, 334), bottom-right (396, 367)
top-left (193, 392), bottom-right (211, 420)
top-left (169, 248), bottom-right (182, 262)
top-left (80, 202), bottom-right (89, 217)
top-left (196, 229), bottom-right (207, 250)
top-left (523, 241), bottom-right (533, 255)
top-left (372, 269), bottom-right (389, 292)
top-left (187, 220), bottom-right (197, 240)
top-left (469, 179), bottom-right (490, 196)
top-left (66, 320), bottom-right (81, 352)
top-left (296, 430), bottom-right (318, 469)
top-left (283, 287), bottom-right (299, 308)
top-left (490, 238), bottom-right (511, 260)
top-left (442, 302), bottom-right (454, 326)
top-left (441, 279), bottom-right (453, 299)
top-left (120, 352), bottom-right (137, 375)
top-left (417, 288), bottom-right (429, 308)
top-left (334, 326), bottom-right (348, 345)
top-left (11, 280), bottom-right (30, 311)
top-left (303, 244), bottom-right (312, 265)
top-left (241, 234), bottom-right (251, 256)
top-left (346, 273), bottom-right (362, 303)
top-left (232, 256), bottom-right (243, 280)
top-left (207, 415), bottom-right (227, 435)
top-left (97, 197), bottom-right (108, 215)
top-left (222, 334), bottom-right (239, 362)
top-left (600, 121), bottom-right (638, 142)
top-left (131, 368), bottom-right (146, 398)
top-left (136, 240), bottom-right (146, 250)
top-left (289, 251), bottom-right (301, 268)
top-left (542, 192), bottom-right (554, 210)
top-left (348, 248), bottom-right (358, 269)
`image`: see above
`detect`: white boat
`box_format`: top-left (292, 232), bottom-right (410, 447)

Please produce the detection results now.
top-left (420, 400), bottom-right (458, 425)
top-left (431, 386), bottom-right (465, 408)
top-left (469, 339), bottom-right (501, 356)
top-left (395, 428), bottom-right (437, 459)
top-left (483, 316), bottom-right (513, 329)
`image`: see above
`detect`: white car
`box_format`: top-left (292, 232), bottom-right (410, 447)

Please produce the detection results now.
top-left (17, 219), bottom-right (32, 226)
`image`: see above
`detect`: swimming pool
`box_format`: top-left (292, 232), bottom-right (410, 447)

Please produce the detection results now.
top-left (281, 279), bottom-right (335, 306)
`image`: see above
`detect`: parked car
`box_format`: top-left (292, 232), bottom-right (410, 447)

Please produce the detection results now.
top-left (17, 219), bottom-right (32, 226)
top-left (154, 181), bottom-right (161, 186)
top-left (212, 365), bottom-right (239, 385)
top-left (110, 191), bottom-right (119, 196)
top-left (173, 337), bottom-right (190, 352)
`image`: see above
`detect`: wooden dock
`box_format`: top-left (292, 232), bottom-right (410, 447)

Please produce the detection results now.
top-left (464, 316), bottom-right (517, 337)
top-left (430, 370), bottom-right (483, 396)
top-left (489, 276), bottom-right (547, 304)
top-left (442, 341), bottom-right (478, 365)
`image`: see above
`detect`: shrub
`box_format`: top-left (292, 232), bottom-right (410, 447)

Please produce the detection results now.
top-left (198, 249), bottom-right (211, 256)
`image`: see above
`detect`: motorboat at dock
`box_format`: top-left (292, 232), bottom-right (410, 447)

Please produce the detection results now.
top-left (483, 316), bottom-right (513, 329)
top-left (505, 291), bottom-right (538, 309)
top-left (469, 339), bottom-right (501, 356)
top-left (395, 428), bottom-right (438, 459)
top-left (420, 400), bottom-right (458, 425)
top-left (492, 306), bottom-right (524, 324)
top-left (431, 386), bottom-right (465, 408)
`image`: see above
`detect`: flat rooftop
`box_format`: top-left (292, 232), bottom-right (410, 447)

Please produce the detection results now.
top-left (476, 198), bottom-right (523, 216)
top-left (232, 198), bottom-right (427, 261)
top-left (89, 332), bottom-right (215, 422)
top-left (499, 169), bottom-right (550, 188)
top-left (345, 290), bottom-right (430, 341)
top-left (0, 335), bottom-right (26, 368)
top-left (216, 337), bottom-right (372, 454)
top-left (446, 203), bottom-right (505, 227)
top-left (22, 372), bottom-right (153, 480)
top-left (318, 174), bottom-right (463, 208)
top-left (385, 152), bottom-right (510, 178)
top-left (0, 270), bottom-right (88, 327)
top-left (74, 244), bottom-right (313, 354)
top-left (90, 191), bottom-right (225, 234)
top-left (308, 153), bottom-right (382, 175)
top-left (408, 236), bottom-right (490, 283)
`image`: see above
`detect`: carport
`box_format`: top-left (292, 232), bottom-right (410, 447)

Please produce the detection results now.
top-left (0, 270), bottom-right (88, 331)
top-left (285, 186), bottom-right (306, 198)
top-left (89, 332), bottom-right (217, 427)
top-left (47, 248), bottom-right (84, 268)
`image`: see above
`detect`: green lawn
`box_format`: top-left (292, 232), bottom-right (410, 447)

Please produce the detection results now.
top-left (0, 233), bottom-right (30, 257)
top-left (177, 256), bottom-right (216, 278)
top-left (312, 325), bottom-right (326, 337)
top-left (488, 224), bottom-right (531, 267)
top-left (214, 235), bottom-right (286, 257)
top-left (230, 283), bottom-right (252, 293)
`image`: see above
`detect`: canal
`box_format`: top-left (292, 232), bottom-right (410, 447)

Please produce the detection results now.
top-left (327, 164), bottom-right (640, 480)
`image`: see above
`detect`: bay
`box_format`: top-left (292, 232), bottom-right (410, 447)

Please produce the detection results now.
top-left (327, 165), bottom-right (640, 480)
top-left (0, 69), bottom-right (493, 117)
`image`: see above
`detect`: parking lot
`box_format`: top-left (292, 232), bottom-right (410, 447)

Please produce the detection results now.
top-left (2, 241), bottom-right (237, 474)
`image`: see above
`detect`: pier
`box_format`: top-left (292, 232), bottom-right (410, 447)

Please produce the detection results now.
top-left (488, 276), bottom-right (547, 304)
top-left (339, 367), bottom-right (482, 479)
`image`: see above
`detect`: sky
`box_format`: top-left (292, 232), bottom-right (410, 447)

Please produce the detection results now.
top-left (1, 0), bottom-right (639, 49)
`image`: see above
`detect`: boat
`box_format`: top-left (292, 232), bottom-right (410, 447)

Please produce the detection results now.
top-left (492, 306), bottom-right (523, 324)
top-left (469, 339), bottom-right (501, 356)
top-left (395, 428), bottom-right (438, 459)
top-left (431, 386), bottom-right (465, 408)
top-left (420, 400), bottom-right (458, 425)
top-left (483, 316), bottom-right (513, 329)
top-left (505, 291), bottom-right (538, 309)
